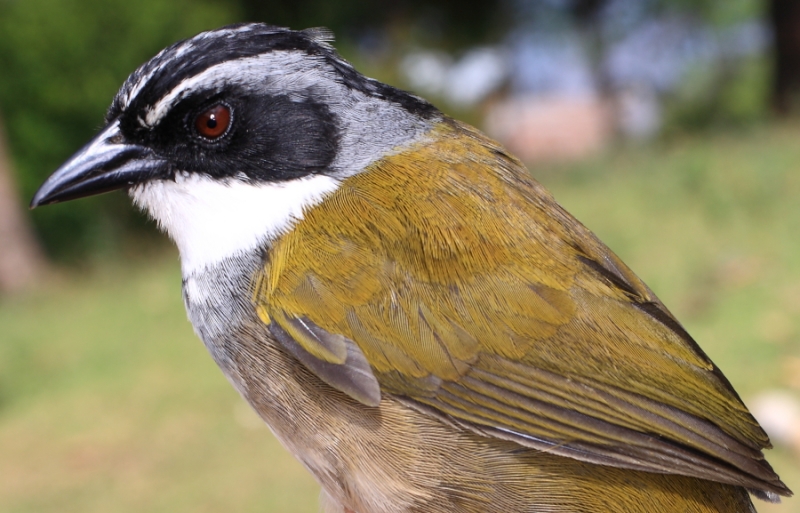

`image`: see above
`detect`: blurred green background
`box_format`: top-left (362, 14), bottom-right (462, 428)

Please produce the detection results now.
top-left (1, 0), bottom-right (800, 511)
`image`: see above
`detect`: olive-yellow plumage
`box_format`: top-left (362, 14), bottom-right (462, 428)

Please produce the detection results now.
top-left (31, 24), bottom-right (790, 513)
top-left (249, 120), bottom-right (785, 511)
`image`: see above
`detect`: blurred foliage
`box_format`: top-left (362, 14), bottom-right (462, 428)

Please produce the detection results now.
top-left (663, 56), bottom-right (773, 133)
top-left (240, 0), bottom-right (510, 50)
top-left (656, 0), bottom-right (764, 26)
top-left (653, 0), bottom-right (773, 132)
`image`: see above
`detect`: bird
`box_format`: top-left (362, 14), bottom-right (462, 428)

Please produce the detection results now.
top-left (32, 23), bottom-right (791, 513)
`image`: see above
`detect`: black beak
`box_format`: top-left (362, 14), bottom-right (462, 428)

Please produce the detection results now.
top-left (30, 120), bottom-right (166, 208)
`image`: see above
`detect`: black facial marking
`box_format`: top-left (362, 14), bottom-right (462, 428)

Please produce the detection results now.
top-left (118, 84), bottom-right (339, 183)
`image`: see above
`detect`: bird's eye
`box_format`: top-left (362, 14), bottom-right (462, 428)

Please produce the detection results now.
top-left (194, 104), bottom-right (232, 140)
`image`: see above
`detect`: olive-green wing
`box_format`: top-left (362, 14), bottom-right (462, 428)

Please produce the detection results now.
top-left (255, 122), bottom-right (789, 499)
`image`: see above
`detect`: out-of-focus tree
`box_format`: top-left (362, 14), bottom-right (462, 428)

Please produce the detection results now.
top-left (655, 0), bottom-right (800, 118)
top-left (565, 0), bottom-right (608, 94)
top-left (0, 113), bottom-right (48, 293)
top-left (0, 0), bottom-right (240, 261)
top-left (511, 0), bottom-right (767, 130)
top-left (769, 0), bottom-right (800, 114)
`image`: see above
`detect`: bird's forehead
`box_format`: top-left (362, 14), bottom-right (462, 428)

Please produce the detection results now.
top-left (110, 24), bottom-right (335, 126)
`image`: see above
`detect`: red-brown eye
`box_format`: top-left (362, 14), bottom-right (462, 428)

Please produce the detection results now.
top-left (194, 104), bottom-right (231, 140)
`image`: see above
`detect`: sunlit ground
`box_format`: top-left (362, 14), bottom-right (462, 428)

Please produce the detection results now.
top-left (2, 122), bottom-right (799, 512)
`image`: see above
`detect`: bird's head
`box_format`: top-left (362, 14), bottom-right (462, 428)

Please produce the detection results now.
top-left (32, 23), bottom-right (440, 274)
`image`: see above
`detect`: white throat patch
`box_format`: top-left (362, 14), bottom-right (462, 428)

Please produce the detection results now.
top-left (131, 173), bottom-right (340, 275)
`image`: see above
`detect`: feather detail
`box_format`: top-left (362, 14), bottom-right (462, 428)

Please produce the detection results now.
top-left (270, 314), bottom-right (381, 407)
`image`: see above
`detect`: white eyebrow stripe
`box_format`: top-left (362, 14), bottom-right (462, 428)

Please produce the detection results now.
top-left (143, 51), bottom-right (331, 127)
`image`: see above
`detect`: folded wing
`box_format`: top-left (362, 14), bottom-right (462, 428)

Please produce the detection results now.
top-left (256, 122), bottom-right (790, 499)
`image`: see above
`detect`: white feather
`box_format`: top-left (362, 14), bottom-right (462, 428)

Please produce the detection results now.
top-left (131, 173), bottom-right (340, 276)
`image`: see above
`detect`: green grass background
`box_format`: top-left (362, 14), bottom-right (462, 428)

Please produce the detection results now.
top-left (2, 122), bottom-right (800, 512)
